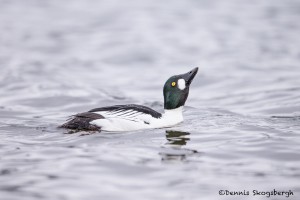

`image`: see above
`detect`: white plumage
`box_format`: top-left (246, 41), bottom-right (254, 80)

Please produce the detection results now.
top-left (90, 107), bottom-right (183, 131)
top-left (178, 79), bottom-right (186, 90)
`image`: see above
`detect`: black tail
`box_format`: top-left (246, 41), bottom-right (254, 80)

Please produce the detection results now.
top-left (59, 112), bottom-right (104, 131)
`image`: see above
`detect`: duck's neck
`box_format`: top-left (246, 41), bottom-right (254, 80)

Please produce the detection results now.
top-left (162, 106), bottom-right (184, 123)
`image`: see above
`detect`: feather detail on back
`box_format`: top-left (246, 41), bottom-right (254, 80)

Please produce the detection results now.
top-left (90, 105), bottom-right (161, 131)
top-left (89, 104), bottom-right (162, 119)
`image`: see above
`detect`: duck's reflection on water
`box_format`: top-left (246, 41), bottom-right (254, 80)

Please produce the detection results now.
top-left (160, 130), bottom-right (199, 162)
top-left (166, 130), bottom-right (190, 146)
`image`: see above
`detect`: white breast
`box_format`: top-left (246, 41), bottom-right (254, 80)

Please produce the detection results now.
top-left (151, 107), bottom-right (183, 128)
top-left (89, 107), bottom-right (183, 131)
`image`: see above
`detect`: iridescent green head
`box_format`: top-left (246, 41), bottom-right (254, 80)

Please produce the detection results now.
top-left (163, 67), bottom-right (198, 110)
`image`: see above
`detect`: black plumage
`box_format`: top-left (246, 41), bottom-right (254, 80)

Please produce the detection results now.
top-left (60, 112), bottom-right (104, 131)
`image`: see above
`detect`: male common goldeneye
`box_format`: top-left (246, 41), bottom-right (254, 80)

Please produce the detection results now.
top-left (60, 67), bottom-right (198, 132)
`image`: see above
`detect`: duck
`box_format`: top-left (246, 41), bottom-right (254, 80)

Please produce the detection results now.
top-left (60, 67), bottom-right (198, 132)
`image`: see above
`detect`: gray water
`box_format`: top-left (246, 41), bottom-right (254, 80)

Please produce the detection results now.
top-left (0, 0), bottom-right (300, 199)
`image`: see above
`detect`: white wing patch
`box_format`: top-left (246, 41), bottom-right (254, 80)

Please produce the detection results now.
top-left (90, 109), bottom-right (153, 131)
top-left (178, 79), bottom-right (186, 90)
top-left (96, 110), bottom-right (149, 120)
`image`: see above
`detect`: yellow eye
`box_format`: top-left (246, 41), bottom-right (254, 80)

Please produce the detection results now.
top-left (171, 82), bottom-right (176, 87)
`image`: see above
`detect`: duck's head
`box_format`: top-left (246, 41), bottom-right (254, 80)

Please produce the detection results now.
top-left (163, 67), bottom-right (198, 110)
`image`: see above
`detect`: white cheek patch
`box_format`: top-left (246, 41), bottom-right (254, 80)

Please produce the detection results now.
top-left (177, 79), bottom-right (186, 90)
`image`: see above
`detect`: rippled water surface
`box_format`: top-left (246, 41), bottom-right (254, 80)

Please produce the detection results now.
top-left (1, 0), bottom-right (300, 199)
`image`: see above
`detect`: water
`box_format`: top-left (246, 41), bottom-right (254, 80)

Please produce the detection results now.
top-left (0, 0), bottom-right (300, 199)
